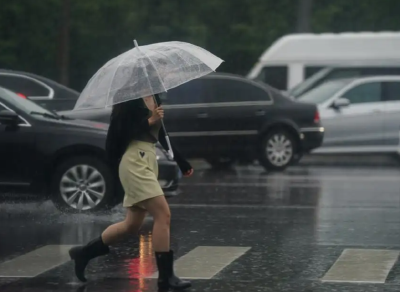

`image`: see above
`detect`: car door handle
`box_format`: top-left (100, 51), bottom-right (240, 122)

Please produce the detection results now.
top-left (255, 110), bottom-right (266, 116)
top-left (371, 109), bottom-right (381, 114)
top-left (197, 113), bottom-right (208, 119)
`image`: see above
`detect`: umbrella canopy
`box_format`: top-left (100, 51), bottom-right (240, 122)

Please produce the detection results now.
top-left (74, 40), bottom-right (223, 110)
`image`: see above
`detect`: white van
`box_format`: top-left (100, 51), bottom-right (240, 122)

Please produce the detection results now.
top-left (248, 32), bottom-right (400, 91)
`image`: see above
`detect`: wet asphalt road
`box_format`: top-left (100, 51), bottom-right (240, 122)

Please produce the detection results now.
top-left (1, 162), bottom-right (400, 291)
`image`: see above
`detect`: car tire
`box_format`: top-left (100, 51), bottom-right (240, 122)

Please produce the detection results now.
top-left (51, 156), bottom-right (115, 213)
top-left (206, 158), bottom-right (235, 169)
top-left (259, 129), bottom-right (297, 172)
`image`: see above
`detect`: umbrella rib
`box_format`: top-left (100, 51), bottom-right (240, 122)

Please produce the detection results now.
top-left (155, 49), bottom-right (185, 85)
top-left (174, 49), bottom-right (201, 76)
top-left (134, 41), bottom-right (167, 93)
top-left (105, 50), bottom-right (130, 107)
top-left (171, 48), bottom-right (214, 89)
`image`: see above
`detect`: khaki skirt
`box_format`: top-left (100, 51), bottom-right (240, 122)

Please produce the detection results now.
top-left (119, 140), bottom-right (164, 208)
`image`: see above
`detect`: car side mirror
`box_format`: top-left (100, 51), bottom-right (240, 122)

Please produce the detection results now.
top-left (0, 110), bottom-right (19, 126)
top-left (332, 98), bottom-right (350, 109)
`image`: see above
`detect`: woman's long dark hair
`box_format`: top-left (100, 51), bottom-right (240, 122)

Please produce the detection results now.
top-left (111, 98), bottom-right (144, 120)
top-left (111, 94), bottom-right (161, 119)
top-left (106, 99), bottom-right (143, 165)
top-left (106, 95), bottom-right (161, 164)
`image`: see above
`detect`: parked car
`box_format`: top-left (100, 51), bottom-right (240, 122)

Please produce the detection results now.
top-left (289, 66), bottom-right (400, 99)
top-left (297, 76), bottom-right (400, 154)
top-left (0, 87), bottom-right (180, 213)
top-left (60, 73), bottom-right (324, 171)
top-left (248, 32), bottom-right (400, 91)
top-left (0, 69), bottom-right (79, 111)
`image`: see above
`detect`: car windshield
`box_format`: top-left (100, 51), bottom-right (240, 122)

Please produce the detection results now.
top-left (289, 68), bottom-right (332, 97)
top-left (297, 79), bottom-right (352, 104)
top-left (0, 87), bottom-right (59, 117)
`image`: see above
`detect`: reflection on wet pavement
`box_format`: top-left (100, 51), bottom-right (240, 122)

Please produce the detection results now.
top-left (1, 164), bottom-right (400, 291)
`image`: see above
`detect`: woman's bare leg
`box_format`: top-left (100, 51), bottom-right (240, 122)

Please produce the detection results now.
top-left (70, 206), bottom-right (147, 282)
top-left (141, 195), bottom-right (191, 290)
top-left (101, 207), bottom-right (147, 245)
top-left (141, 196), bottom-right (170, 252)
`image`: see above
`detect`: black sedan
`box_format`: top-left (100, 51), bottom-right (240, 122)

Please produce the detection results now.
top-left (0, 69), bottom-right (79, 111)
top-left (60, 73), bottom-right (324, 171)
top-left (0, 87), bottom-right (180, 213)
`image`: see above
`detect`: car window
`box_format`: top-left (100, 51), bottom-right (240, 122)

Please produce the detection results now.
top-left (383, 82), bottom-right (400, 101)
top-left (163, 79), bottom-right (205, 105)
top-left (298, 80), bottom-right (351, 104)
top-left (0, 103), bottom-right (8, 111)
top-left (342, 82), bottom-right (382, 104)
top-left (0, 87), bottom-right (54, 115)
top-left (0, 102), bottom-right (26, 125)
top-left (0, 74), bottom-right (50, 97)
top-left (256, 66), bottom-right (287, 90)
top-left (206, 78), bottom-right (271, 103)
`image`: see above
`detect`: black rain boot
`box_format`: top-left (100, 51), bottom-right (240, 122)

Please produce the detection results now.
top-left (69, 236), bottom-right (110, 282)
top-left (155, 250), bottom-right (191, 291)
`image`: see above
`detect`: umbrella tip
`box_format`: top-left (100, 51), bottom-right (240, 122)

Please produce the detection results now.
top-left (133, 40), bottom-right (139, 48)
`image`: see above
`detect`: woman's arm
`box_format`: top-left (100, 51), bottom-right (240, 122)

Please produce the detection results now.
top-left (154, 94), bottom-right (193, 174)
top-left (158, 127), bottom-right (192, 174)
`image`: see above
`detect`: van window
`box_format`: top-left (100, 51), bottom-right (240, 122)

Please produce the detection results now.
top-left (305, 66), bottom-right (325, 79)
top-left (328, 69), bottom-right (362, 80)
top-left (327, 67), bottom-right (400, 81)
top-left (206, 78), bottom-right (271, 103)
top-left (293, 67), bottom-right (400, 99)
top-left (360, 67), bottom-right (400, 76)
top-left (257, 66), bottom-right (287, 90)
top-left (289, 68), bottom-right (332, 98)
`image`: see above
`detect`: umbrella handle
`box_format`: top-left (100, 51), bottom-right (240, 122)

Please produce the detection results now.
top-left (153, 95), bottom-right (174, 159)
top-left (164, 133), bottom-right (174, 159)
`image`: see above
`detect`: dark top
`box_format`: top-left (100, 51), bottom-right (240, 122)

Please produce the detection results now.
top-left (105, 96), bottom-right (192, 173)
top-left (137, 109), bottom-right (162, 143)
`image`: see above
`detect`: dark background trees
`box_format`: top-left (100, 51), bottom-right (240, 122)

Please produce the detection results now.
top-left (0, 0), bottom-right (399, 90)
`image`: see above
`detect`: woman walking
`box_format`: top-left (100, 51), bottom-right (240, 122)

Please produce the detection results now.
top-left (69, 94), bottom-right (193, 290)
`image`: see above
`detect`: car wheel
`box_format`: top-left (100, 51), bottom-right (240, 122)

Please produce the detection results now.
top-left (51, 156), bottom-right (115, 213)
top-left (259, 129), bottom-right (296, 171)
top-left (206, 158), bottom-right (235, 169)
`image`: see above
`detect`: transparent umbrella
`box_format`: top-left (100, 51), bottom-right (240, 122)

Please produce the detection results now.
top-left (74, 40), bottom-right (223, 158)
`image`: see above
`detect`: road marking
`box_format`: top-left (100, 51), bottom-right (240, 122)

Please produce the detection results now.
top-left (169, 204), bottom-right (316, 209)
top-left (321, 249), bottom-right (399, 283)
top-left (180, 175), bottom-right (400, 185)
top-left (148, 246), bottom-right (251, 279)
top-left (0, 245), bottom-right (75, 278)
top-left (179, 182), bottom-right (320, 187)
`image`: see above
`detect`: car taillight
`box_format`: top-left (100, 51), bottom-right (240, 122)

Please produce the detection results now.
top-left (16, 93), bottom-right (27, 99)
top-left (314, 110), bottom-right (320, 123)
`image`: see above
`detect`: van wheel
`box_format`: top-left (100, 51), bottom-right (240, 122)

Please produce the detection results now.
top-left (51, 156), bottom-right (115, 213)
top-left (259, 129), bottom-right (296, 171)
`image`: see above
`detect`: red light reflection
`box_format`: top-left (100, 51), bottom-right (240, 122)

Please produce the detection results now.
top-left (126, 233), bottom-right (155, 291)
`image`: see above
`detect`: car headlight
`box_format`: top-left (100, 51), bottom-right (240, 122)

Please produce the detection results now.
top-left (156, 147), bottom-right (167, 160)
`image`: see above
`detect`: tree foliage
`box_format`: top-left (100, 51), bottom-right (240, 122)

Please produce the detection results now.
top-left (0, 0), bottom-right (399, 90)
